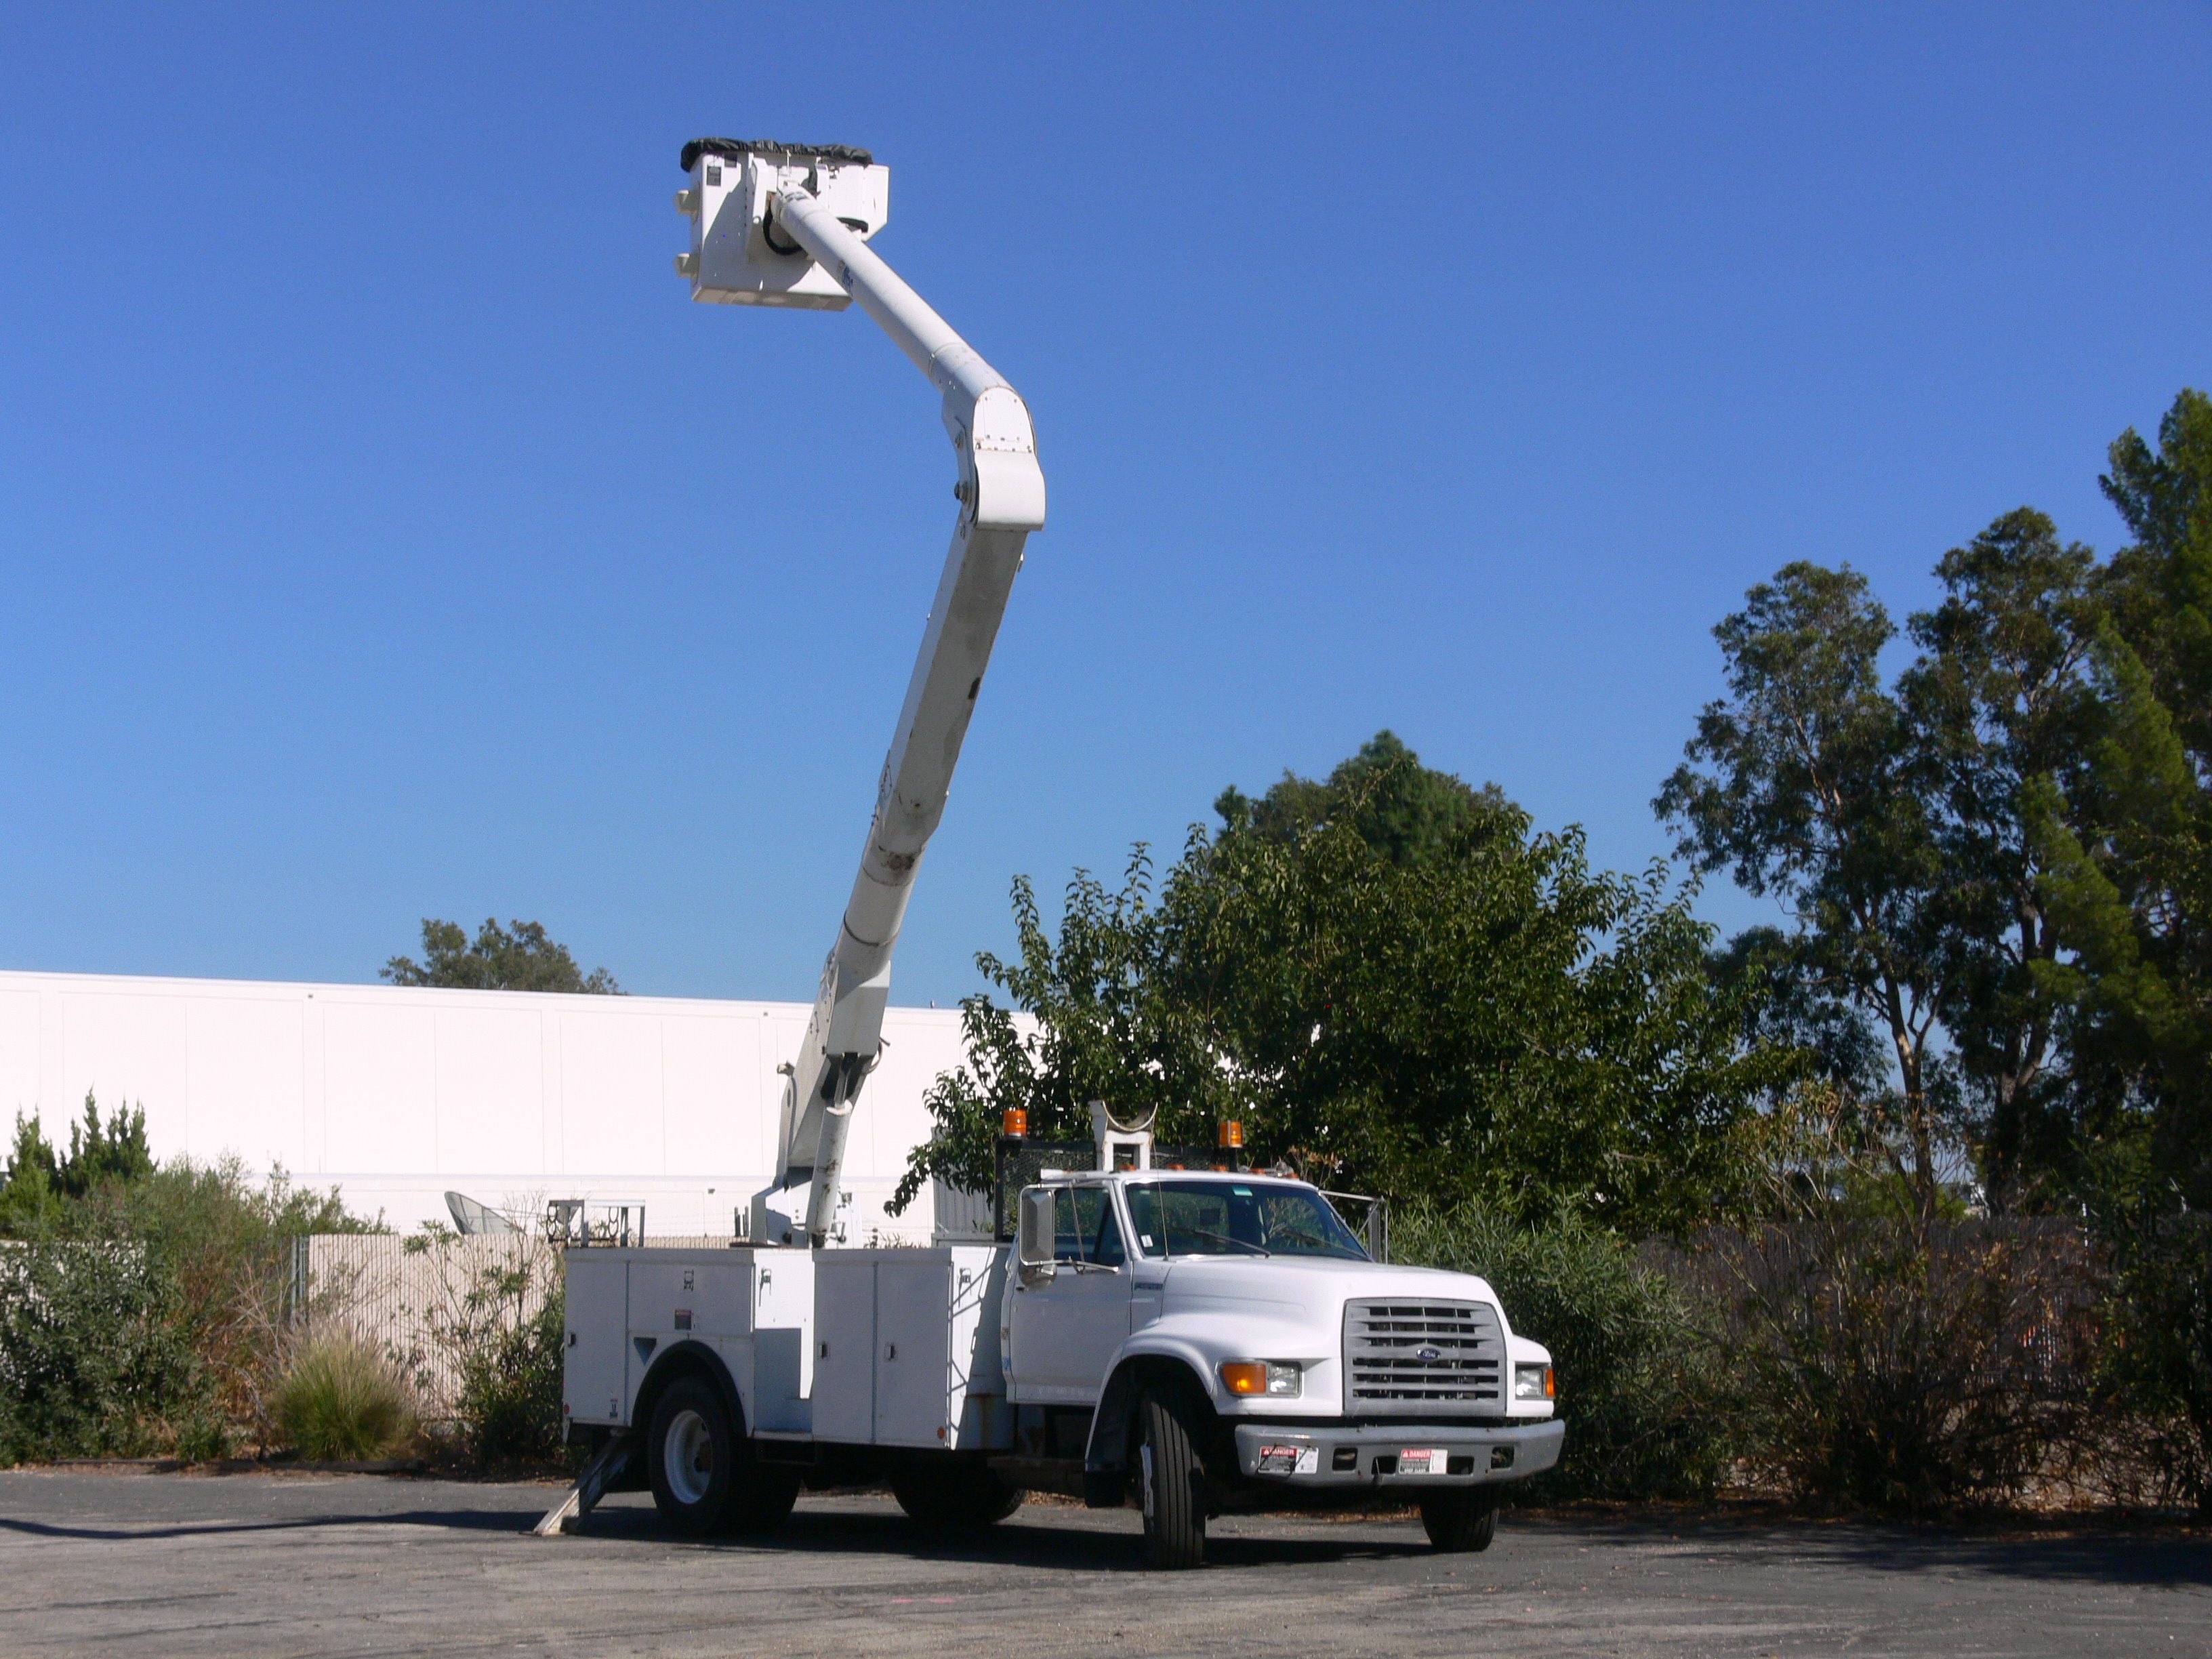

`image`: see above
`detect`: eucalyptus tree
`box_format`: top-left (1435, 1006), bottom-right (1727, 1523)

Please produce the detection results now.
top-left (1656, 562), bottom-right (1957, 1225)
top-left (1898, 510), bottom-right (2102, 1207)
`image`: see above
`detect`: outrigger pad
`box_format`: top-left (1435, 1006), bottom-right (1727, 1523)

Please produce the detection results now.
top-left (681, 137), bottom-right (874, 172)
top-left (532, 1431), bottom-right (637, 1536)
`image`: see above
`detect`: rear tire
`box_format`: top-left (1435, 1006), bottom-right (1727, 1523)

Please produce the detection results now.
top-left (1136, 1389), bottom-right (1206, 1570)
top-left (647, 1377), bottom-right (735, 1537)
top-left (729, 1462), bottom-right (802, 1534)
top-left (1420, 1488), bottom-right (1498, 1552)
top-left (890, 1460), bottom-right (1025, 1528)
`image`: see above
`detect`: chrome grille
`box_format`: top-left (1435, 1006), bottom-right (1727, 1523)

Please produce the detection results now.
top-left (1343, 1298), bottom-right (1504, 1410)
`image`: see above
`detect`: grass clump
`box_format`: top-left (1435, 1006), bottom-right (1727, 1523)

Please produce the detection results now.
top-left (273, 1334), bottom-right (417, 1461)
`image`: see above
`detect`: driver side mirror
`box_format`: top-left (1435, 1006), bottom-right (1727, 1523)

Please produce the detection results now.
top-left (1017, 1187), bottom-right (1058, 1284)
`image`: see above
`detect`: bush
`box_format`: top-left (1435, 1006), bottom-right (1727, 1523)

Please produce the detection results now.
top-left (72, 1158), bottom-right (379, 1442)
top-left (1393, 1200), bottom-right (1732, 1500)
top-left (1, 1126), bottom-right (382, 1463)
top-left (0, 1240), bottom-right (203, 1461)
top-left (396, 1230), bottom-right (569, 1469)
top-left (274, 1335), bottom-right (417, 1460)
top-left (3, 1119), bottom-right (384, 1469)
top-left (455, 1287), bottom-right (567, 1467)
top-left (1696, 1216), bottom-right (2098, 1513)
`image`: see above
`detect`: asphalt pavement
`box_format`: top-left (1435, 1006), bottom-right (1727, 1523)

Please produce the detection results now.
top-left (1, 1467), bottom-right (2205, 1658)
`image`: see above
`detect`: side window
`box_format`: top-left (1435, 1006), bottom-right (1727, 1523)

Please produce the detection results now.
top-left (1057, 1187), bottom-right (1126, 1268)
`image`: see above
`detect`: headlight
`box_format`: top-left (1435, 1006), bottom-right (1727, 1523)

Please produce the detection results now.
top-left (1514, 1363), bottom-right (1555, 1401)
top-left (1219, 1360), bottom-right (1301, 1397)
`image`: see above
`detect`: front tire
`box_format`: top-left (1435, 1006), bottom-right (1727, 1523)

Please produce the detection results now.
top-left (647, 1378), bottom-right (735, 1537)
top-left (1137, 1389), bottom-right (1206, 1570)
top-left (891, 1460), bottom-right (1025, 1528)
top-left (1420, 1488), bottom-right (1498, 1552)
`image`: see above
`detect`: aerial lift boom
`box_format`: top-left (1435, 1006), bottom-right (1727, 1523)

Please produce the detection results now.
top-left (673, 139), bottom-right (1045, 1247)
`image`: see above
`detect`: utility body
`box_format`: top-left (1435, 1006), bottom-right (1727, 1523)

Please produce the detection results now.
top-left (553, 138), bottom-right (1561, 1566)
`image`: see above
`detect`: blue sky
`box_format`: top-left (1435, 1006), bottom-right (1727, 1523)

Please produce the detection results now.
top-left (1, 4), bottom-right (2207, 1006)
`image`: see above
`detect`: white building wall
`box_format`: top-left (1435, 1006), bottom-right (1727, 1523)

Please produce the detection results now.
top-left (0, 970), bottom-right (979, 1240)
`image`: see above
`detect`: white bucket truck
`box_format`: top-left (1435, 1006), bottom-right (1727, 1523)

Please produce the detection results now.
top-left (550, 138), bottom-right (1561, 1568)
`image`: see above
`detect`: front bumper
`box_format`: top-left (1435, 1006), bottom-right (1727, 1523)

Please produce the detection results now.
top-left (1230, 1418), bottom-right (1564, 1488)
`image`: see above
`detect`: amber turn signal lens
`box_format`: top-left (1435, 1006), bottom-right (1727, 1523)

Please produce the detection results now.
top-left (1218, 1361), bottom-right (1269, 1395)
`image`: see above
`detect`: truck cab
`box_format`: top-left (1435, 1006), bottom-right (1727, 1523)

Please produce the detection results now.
top-left (1003, 1168), bottom-right (1561, 1564)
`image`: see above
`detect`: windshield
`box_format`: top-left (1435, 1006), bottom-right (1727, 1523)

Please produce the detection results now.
top-left (1124, 1180), bottom-right (1370, 1261)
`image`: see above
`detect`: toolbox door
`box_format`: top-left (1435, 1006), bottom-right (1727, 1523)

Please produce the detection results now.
top-left (874, 1258), bottom-right (953, 1448)
top-left (562, 1252), bottom-right (628, 1426)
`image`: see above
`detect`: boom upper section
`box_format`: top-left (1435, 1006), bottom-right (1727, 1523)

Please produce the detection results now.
top-left (674, 139), bottom-right (1045, 1246)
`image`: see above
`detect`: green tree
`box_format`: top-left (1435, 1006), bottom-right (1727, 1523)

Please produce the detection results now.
top-left (2029, 388), bottom-right (2212, 1204)
top-left (901, 736), bottom-right (1786, 1235)
top-left (1706, 924), bottom-right (1889, 1118)
top-left (3, 1094), bottom-right (157, 1229)
top-left (0, 1112), bottom-right (62, 1235)
top-left (2102, 388), bottom-right (2212, 759)
top-left (1214, 729), bottom-right (1515, 867)
top-left (888, 843), bottom-right (1242, 1213)
top-left (54, 1093), bottom-right (154, 1200)
top-left (1185, 792), bottom-right (1779, 1229)
top-left (384, 918), bottom-right (621, 995)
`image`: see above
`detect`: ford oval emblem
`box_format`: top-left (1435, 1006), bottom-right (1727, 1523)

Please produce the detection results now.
top-left (1415, 1345), bottom-right (1442, 1361)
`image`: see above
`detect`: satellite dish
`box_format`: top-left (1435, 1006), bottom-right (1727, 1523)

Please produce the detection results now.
top-left (1092, 1099), bottom-right (1157, 1135)
top-left (445, 1191), bottom-right (520, 1235)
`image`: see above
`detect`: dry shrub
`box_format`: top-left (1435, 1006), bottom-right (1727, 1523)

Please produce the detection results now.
top-left (387, 1229), bottom-right (568, 1469)
top-left (2093, 1202), bottom-right (2212, 1514)
top-left (1692, 1216), bottom-right (2100, 1512)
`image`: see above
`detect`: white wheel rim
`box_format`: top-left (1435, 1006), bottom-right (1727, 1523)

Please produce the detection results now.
top-left (665, 1408), bottom-right (714, 1507)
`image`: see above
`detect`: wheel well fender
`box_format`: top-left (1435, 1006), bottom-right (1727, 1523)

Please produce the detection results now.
top-left (1086, 1350), bottom-right (1213, 1476)
top-left (634, 1340), bottom-right (746, 1440)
